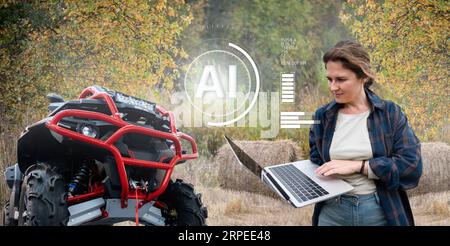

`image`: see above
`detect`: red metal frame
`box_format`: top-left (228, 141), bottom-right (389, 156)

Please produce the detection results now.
top-left (46, 86), bottom-right (198, 208)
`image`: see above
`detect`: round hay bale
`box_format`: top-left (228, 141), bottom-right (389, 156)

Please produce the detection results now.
top-left (408, 142), bottom-right (450, 197)
top-left (214, 140), bottom-right (302, 197)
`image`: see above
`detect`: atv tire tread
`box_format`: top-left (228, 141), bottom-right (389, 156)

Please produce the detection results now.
top-left (158, 179), bottom-right (208, 226)
top-left (24, 163), bottom-right (69, 226)
top-left (2, 201), bottom-right (17, 226)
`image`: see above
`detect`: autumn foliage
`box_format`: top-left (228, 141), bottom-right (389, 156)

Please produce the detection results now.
top-left (341, 0), bottom-right (449, 142)
top-left (0, 0), bottom-right (192, 125)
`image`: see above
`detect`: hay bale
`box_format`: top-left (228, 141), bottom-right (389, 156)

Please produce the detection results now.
top-left (409, 190), bottom-right (450, 225)
top-left (408, 142), bottom-right (450, 197)
top-left (215, 140), bottom-right (301, 197)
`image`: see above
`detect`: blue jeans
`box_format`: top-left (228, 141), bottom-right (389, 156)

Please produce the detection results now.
top-left (318, 192), bottom-right (388, 226)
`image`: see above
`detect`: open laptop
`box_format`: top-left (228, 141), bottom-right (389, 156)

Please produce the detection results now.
top-left (224, 135), bottom-right (353, 208)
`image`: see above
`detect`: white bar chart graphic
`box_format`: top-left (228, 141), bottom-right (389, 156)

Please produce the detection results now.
top-left (281, 73), bottom-right (295, 103)
top-left (280, 112), bottom-right (319, 128)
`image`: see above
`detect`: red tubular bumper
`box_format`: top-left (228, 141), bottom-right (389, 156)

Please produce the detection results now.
top-left (46, 86), bottom-right (198, 208)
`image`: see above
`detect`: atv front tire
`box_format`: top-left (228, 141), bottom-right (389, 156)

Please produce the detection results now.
top-left (2, 201), bottom-right (17, 226)
top-left (23, 163), bottom-right (69, 226)
top-left (158, 179), bottom-right (208, 226)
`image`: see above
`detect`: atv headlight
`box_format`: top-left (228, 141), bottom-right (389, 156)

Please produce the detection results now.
top-left (77, 124), bottom-right (98, 138)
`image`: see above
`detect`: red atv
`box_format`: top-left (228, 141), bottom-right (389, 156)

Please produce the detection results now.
top-left (2, 86), bottom-right (207, 226)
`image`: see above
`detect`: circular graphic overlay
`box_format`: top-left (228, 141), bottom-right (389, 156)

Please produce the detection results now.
top-left (184, 49), bottom-right (251, 117)
top-left (184, 41), bottom-right (260, 127)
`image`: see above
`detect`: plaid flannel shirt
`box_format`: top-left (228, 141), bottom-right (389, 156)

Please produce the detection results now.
top-left (309, 87), bottom-right (422, 226)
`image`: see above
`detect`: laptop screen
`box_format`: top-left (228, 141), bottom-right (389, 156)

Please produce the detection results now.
top-left (224, 135), bottom-right (263, 177)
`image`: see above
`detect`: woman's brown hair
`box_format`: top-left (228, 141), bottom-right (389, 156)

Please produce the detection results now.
top-left (323, 40), bottom-right (376, 88)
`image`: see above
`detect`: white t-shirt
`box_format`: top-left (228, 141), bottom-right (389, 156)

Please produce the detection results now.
top-left (329, 110), bottom-right (378, 195)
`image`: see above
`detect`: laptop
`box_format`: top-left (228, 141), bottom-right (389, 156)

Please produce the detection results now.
top-left (224, 135), bottom-right (354, 208)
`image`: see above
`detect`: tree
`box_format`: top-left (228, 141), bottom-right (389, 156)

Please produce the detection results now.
top-left (0, 0), bottom-right (192, 124)
top-left (341, 0), bottom-right (449, 142)
top-left (177, 0), bottom-right (352, 92)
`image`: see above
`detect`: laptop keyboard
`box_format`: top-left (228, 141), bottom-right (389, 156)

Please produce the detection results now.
top-left (269, 164), bottom-right (329, 202)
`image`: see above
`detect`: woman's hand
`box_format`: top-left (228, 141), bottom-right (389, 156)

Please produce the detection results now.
top-left (315, 160), bottom-right (362, 176)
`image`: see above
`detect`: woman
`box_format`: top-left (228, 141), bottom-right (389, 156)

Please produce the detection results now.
top-left (309, 40), bottom-right (422, 226)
